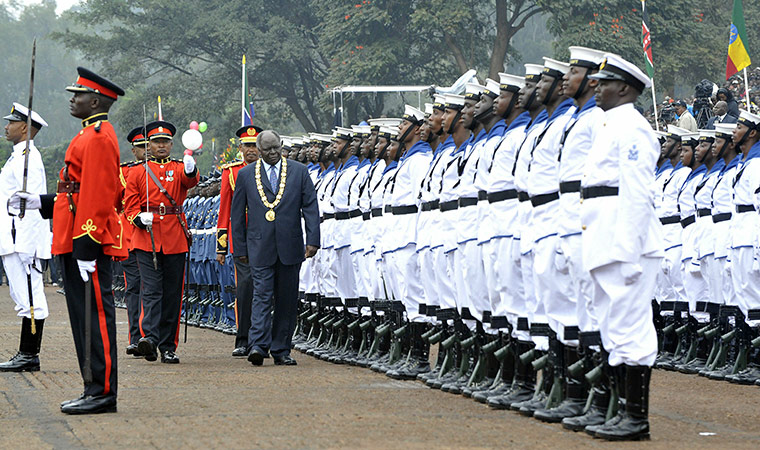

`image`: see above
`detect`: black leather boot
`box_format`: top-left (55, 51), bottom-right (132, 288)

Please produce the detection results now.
top-left (0, 317), bottom-right (43, 372)
top-left (595, 365), bottom-right (651, 441)
top-left (535, 344), bottom-right (588, 422)
top-left (563, 348), bottom-right (610, 431)
top-left (387, 322), bottom-right (431, 380)
top-left (487, 340), bottom-right (536, 409)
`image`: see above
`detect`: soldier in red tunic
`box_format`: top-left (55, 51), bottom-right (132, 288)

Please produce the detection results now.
top-left (12, 67), bottom-right (126, 414)
top-left (124, 120), bottom-right (199, 364)
top-left (120, 127), bottom-right (151, 356)
top-left (217, 125), bottom-right (261, 357)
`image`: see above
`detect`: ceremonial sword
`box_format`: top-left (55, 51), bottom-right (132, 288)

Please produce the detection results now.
top-left (19, 39), bottom-right (37, 334)
top-left (143, 105), bottom-right (158, 270)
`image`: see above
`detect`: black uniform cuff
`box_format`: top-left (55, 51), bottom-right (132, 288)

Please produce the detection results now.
top-left (72, 235), bottom-right (101, 261)
top-left (40, 194), bottom-right (55, 219)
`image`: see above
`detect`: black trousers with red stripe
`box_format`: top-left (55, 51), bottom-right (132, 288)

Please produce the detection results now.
top-left (135, 250), bottom-right (186, 353)
top-left (122, 251), bottom-right (143, 345)
top-left (61, 252), bottom-right (118, 397)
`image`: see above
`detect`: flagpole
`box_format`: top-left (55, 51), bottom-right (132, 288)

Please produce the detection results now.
top-left (744, 67), bottom-right (751, 111)
top-left (650, 78), bottom-right (659, 131)
top-left (241, 54), bottom-right (246, 127)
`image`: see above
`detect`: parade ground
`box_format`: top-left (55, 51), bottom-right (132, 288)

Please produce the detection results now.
top-left (0, 286), bottom-right (758, 449)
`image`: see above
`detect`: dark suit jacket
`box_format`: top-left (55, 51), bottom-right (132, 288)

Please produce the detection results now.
top-left (231, 159), bottom-right (320, 267)
top-left (706, 113), bottom-right (738, 129)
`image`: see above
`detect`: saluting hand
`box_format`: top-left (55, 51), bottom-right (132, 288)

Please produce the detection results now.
top-left (305, 245), bottom-right (318, 259)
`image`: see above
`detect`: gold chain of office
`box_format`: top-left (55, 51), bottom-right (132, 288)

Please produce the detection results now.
top-left (255, 157), bottom-right (288, 221)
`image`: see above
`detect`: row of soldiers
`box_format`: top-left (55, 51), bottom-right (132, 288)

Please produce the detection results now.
top-left (282, 48), bottom-right (760, 442)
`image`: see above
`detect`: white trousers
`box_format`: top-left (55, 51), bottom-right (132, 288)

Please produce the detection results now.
top-left (2, 254), bottom-right (48, 320)
top-left (458, 239), bottom-right (489, 322)
top-left (436, 247), bottom-right (458, 310)
top-left (662, 244), bottom-right (687, 303)
top-left (390, 245), bottom-right (427, 323)
top-left (590, 257), bottom-right (659, 366)
top-left (730, 247), bottom-right (760, 320)
top-left (561, 233), bottom-right (597, 333)
top-left (533, 235), bottom-right (577, 344)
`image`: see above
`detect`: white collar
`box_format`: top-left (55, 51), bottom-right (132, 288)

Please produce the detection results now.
top-left (12, 140), bottom-right (34, 153)
top-left (262, 159), bottom-right (281, 172)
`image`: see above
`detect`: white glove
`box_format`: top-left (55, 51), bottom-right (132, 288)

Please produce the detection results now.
top-left (77, 259), bottom-right (96, 282)
top-left (183, 154), bottom-right (196, 174)
top-left (8, 191), bottom-right (41, 211)
top-left (19, 253), bottom-right (34, 274)
top-left (554, 249), bottom-right (569, 274)
top-left (620, 262), bottom-right (642, 286)
top-left (137, 212), bottom-right (154, 227)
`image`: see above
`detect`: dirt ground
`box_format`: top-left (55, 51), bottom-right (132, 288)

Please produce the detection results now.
top-left (0, 286), bottom-right (759, 449)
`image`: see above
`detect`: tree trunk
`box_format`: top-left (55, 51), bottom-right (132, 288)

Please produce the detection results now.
top-left (488, 0), bottom-right (510, 79)
top-left (444, 32), bottom-right (469, 75)
top-left (284, 97), bottom-right (317, 132)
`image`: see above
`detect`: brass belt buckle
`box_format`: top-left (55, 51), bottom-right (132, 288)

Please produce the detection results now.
top-left (158, 203), bottom-right (167, 216)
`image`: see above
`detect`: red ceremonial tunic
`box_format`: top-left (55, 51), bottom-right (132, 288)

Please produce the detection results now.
top-left (216, 160), bottom-right (247, 255)
top-left (52, 115), bottom-right (127, 260)
top-left (124, 157), bottom-right (199, 254)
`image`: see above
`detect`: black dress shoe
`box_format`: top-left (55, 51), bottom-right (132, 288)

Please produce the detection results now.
top-left (60, 393), bottom-right (86, 408)
top-left (161, 351), bottom-right (180, 364)
top-left (137, 338), bottom-right (158, 362)
top-left (0, 352), bottom-right (40, 372)
top-left (125, 343), bottom-right (143, 357)
top-left (61, 395), bottom-right (117, 415)
top-left (274, 355), bottom-right (297, 366)
top-left (248, 349), bottom-right (265, 366)
top-left (232, 347), bottom-right (247, 357)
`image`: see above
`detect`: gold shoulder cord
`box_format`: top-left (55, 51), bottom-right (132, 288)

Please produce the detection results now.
top-left (255, 157), bottom-right (288, 221)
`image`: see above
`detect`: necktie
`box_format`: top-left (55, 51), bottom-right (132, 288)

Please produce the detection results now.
top-left (269, 165), bottom-right (278, 189)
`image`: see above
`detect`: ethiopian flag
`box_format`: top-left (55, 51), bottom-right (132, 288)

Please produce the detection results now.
top-left (726, 0), bottom-right (751, 80)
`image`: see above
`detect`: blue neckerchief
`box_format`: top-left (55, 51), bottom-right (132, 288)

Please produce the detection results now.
top-left (450, 133), bottom-right (472, 157)
top-left (382, 160), bottom-right (398, 174)
top-left (436, 135), bottom-right (454, 157)
top-left (656, 159), bottom-right (673, 177)
top-left (471, 128), bottom-right (487, 146)
top-left (505, 111), bottom-right (531, 133)
top-left (370, 158), bottom-right (381, 167)
top-left (527, 109), bottom-right (549, 132)
top-left (720, 154), bottom-right (741, 175)
top-left (742, 140), bottom-right (760, 162)
top-left (706, 158), bottom-right (725, 176)
top-left (358, 157), bottom-right (371, 169)
top-left (338, 155), bottom-right (359, 172)
top-left (487, 119), bottom-right (507, 140)
top-left (547, 98), bottom-right (575, 124)
top-left (400, 140), bottom-right (432, 164)
top-left (685, 164), bottom-right (707, 183)
top-left (573, 96), bottom-right (596, 119)
top-left (318, 162), bottom-right (335, 179)
top-left (307, 162), bottom-right (317, 170)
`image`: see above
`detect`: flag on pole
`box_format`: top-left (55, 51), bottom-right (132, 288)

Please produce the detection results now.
top-left (727, 0), bottom-right (752, 79)
top-left (241, 55), bottom-right (255, 126)
top-left (640, 1), bottom-right (654, 78)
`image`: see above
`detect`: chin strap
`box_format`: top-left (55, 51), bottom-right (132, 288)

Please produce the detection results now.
top-left (541, 77), bottom-right (561, 105)
top-left (446, 110), bottom-right (463, 135)
top-left (502, 94), bottom-right (519, 120)
top-left (572, 68), bottom-right (591, 100)
top-left (336, 140), bottom-right (350, 160)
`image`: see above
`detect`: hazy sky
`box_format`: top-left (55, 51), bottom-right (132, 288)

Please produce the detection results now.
top-left (3, 0), bottom-right (81, 15)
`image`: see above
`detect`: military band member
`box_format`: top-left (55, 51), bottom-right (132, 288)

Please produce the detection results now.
top-left (0, 103), bottom-right (51, 372)
top-left (217, 125), bottom-right (262, 357)
top-left (125, 120), bottom-right (199, 364)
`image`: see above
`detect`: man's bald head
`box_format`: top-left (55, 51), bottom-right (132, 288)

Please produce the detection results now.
top-left (257, 130), bottom-right (283, 165)
top-left (713, 101), bottom-right (728, 116)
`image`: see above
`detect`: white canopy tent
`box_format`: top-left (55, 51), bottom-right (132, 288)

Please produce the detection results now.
top-left (329, 85), bottom-right (433, 126)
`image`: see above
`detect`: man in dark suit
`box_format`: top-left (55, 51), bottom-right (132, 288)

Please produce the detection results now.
top-left (231, 130), bottom-right (320, 366)
top-left (705, 101), bottom-right (738, 129)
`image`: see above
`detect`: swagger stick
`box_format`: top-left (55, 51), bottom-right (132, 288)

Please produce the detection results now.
top-left (83, 278), bottom-right (93, 384)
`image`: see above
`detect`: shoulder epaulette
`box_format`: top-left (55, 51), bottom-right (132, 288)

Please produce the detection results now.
top-left (171, 158), bottom-right (184, 164)
top-left (221, 159), bottom-right (245, 170)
